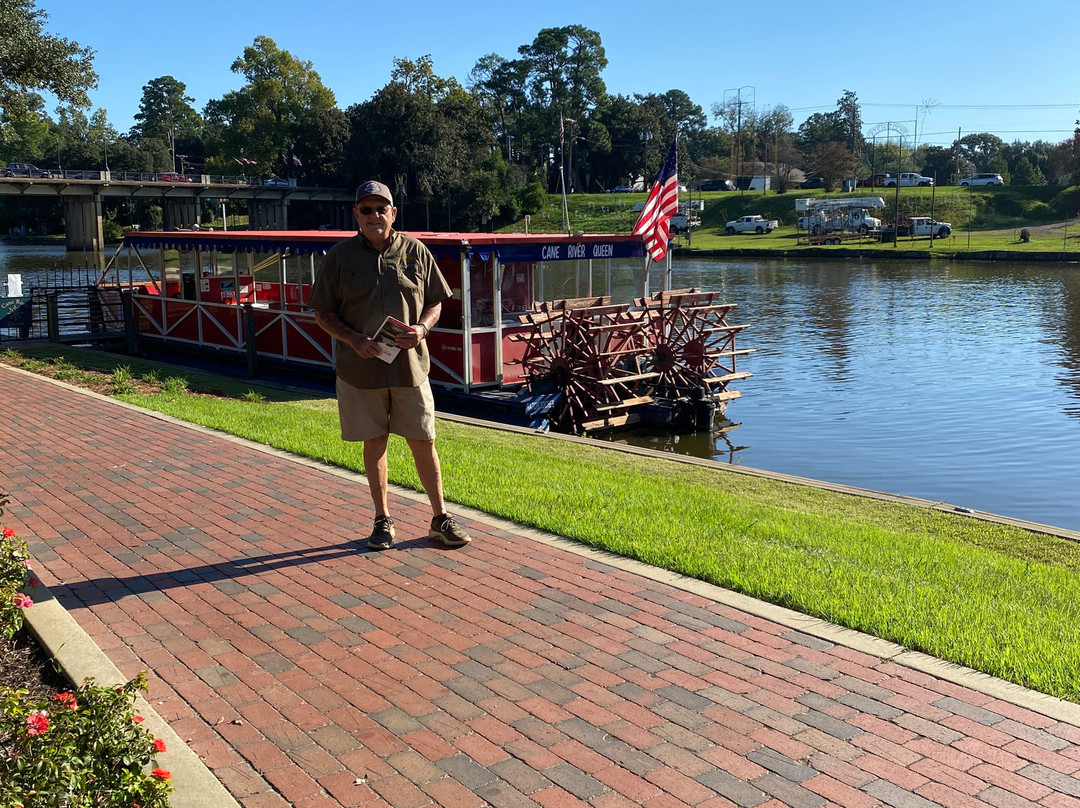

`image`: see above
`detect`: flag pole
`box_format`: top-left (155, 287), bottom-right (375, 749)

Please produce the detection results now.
top-left (559, 113), bottom-right (570, 233)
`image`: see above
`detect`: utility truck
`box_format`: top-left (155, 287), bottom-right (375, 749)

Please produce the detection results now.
top-left (795, 197), bottom-right (885, 235)
top-left (725, 214), bottom-right (778, 234)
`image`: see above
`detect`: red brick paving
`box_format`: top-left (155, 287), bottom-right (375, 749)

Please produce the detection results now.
top-left (2, 365), bottom-right (1079, 808)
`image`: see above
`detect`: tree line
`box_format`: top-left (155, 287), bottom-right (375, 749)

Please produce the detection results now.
top-left (3, 1), bottom-right (1080, 233)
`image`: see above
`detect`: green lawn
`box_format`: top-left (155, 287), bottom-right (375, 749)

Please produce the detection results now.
top-left (4, 346), bottom-right (1080, 703)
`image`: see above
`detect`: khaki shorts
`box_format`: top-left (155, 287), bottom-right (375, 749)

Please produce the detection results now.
top-left (336, 377), bottom-right (436, 442)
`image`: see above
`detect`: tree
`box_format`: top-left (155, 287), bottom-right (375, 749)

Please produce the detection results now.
top-left (203, 36), bottom-right (338, 179)
top-left (0, 0), bottom-right (97, 121)
top-left (954, 132), bottom-right (1005, 171)
top-left (130, 76), bottom-right (203, 172)
top-left (131, 77), bottom-right (202, 142)
top-left (917, 145), bottom-right (955, 184)
top-left (345, 57), bottom-right (499, 231)
top-left (0, 94), bottom-right (51, 165)
top-left (810, 141), bottom-right (855, 192)
top-left (835, 90), bottom-right (863, 156)
top-left (518, 25), bottom-right (607, 116)
top-left (1010, 156), bottom-right (1045, 186)
top-left (755, 106), bottom-right (796, 192)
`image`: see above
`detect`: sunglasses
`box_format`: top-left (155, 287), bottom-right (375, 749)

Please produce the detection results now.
top-left (356, 204), bottom-right (391, 216)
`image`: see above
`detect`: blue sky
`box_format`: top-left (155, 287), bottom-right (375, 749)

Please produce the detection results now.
top-left (39, 0), bottom-right (1078, 150)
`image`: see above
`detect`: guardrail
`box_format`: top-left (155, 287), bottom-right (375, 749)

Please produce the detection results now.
top-left (3, 169), bottom-right (303, 187)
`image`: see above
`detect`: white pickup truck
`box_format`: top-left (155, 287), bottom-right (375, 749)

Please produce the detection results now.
top-left (726, 214), bottom-right (778, 235)
top-left (908, 216), bottom-right (952, 238)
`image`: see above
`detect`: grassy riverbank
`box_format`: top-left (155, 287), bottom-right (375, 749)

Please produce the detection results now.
top-left (3, 345), bottom-right (1080, 703)
top-left (515, 184), bottom-right (1080, 257)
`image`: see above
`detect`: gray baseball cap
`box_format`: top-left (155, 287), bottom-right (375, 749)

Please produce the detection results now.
top-left (355, 180), bottom-right (393, 204)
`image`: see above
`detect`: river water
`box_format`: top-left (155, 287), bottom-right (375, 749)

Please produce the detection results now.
top-left (4, 243), bottom-right (1080, 532)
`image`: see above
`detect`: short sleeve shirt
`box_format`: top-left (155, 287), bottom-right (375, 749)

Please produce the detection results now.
top-left (309, 231), bottom-right (452, 389)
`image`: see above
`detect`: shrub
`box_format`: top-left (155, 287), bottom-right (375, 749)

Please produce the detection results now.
top-left (1, 496), bottom-right (172, 807)
top-left (0, 673), bottom-right (173, 808)
top-left (1020, 228), bottom-right (1031, 243)
top-left (519, 182), bottom-right (548, 216)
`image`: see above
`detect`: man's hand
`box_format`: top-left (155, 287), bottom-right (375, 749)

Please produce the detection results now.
top-left (394, 326), bottom-right (425, 350)
top-left (351, 333), bottom-right (385, 359)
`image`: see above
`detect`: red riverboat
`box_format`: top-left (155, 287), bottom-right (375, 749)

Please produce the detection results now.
top-left (101, 228), bottom-right (751, 433)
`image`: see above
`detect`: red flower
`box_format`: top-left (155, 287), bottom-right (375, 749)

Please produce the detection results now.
top-left (26, 711), bottom-right (49, 735)
top-left (153, 738), bottom-right (166, 753)
top-left (13, 593), bottom-right (32, 609)
top-left (133, 714), bottom-right (145, 724)
top-left (2, 526), bottom-right (14, 538)
top-left (28, 577), bottom-right (39, 587)
top-left (151, 768), bottom-right (171, 780)
top-left (54, 693), bottom-right (78, 710)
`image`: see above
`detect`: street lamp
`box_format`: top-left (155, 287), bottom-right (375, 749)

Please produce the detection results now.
top-left (103, 136), bottom-right (109, 171)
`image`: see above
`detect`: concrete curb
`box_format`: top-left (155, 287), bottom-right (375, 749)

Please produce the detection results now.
top-left (23, 582), bottom-right (240, 808)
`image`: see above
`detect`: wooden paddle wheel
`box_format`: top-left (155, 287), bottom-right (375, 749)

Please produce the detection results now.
top-left (508, 290), bottom-right (752, 434)
top-left (637, 289), bottom-right (753, 428)
top-left (508, 296), bottom-right (657, 433)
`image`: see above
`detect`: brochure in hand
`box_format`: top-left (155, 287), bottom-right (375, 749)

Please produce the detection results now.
top-left (373, 316), bottom-right (412, 363)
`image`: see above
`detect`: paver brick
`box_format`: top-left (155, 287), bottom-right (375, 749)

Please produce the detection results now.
top-left (7, 369), bottom-right (1080, 808)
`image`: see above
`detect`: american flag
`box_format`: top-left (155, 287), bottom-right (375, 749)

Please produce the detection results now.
top-left (632, 139), bottom-right (679, 262)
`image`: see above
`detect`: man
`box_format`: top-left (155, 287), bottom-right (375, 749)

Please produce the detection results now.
top-left (310, 180), bottom-right (472, 550)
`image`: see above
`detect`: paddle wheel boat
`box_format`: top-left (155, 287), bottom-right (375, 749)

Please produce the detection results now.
top-left (100, 228), bottom-right (751, 433)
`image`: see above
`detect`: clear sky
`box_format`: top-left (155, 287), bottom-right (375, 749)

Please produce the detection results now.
top-left (37, 0), bottom-right (1079, 150)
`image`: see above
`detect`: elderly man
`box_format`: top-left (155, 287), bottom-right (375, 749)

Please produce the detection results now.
top-left (310, 180), bottom-right (472, 550)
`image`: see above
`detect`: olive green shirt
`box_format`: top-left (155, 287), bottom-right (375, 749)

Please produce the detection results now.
top-left (309, 231), bottom-right (452, 389)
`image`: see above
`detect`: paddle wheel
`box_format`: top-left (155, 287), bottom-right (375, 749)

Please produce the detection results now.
top-left (508, 290), bottom-right (752, 434)
top-left (508, 297), bottom-right (657, 433)
top-left (638, 289), bottom-right (753, 428)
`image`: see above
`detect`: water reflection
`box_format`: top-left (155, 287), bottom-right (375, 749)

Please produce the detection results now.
top-left (611, 256), bottom-right (1080, 532)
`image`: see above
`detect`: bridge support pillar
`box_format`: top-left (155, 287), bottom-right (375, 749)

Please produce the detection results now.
top-left (162, 199), bottom-right (201, 231)
top-left (249, 198), bottom-right (289, 230)
top-left (63, 195), bottom-right (104, 252)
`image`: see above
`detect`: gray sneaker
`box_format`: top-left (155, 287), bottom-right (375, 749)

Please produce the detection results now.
top-left (367, 515), bottom-right (395, 550)
top-left (429, 514), bottom-right (472, 547)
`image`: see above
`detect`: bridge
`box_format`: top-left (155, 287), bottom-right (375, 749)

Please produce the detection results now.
top-left (0, 172), bottom-right (354, 252)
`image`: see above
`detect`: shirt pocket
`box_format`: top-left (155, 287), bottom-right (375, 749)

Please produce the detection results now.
top-left (390, 257), bottom-right (421, 293)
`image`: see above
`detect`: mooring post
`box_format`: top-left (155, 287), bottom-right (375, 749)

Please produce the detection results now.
top-left (120, 290), bottom-right (138, 355)
top-left (243, 303), bottom-right (258, 378)
top-left (45, 292), bottom-right (59, 342)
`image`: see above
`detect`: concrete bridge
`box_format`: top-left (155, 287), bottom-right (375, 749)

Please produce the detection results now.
top-left (0, 172), bottom-right (354, 251)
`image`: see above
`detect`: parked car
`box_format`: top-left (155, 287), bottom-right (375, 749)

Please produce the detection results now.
top-left (698, 179), bottom-right (735, 192)
top-left (158, 172), bottom-right (190, 182)
top-left (608, 185), bottom-right (635, 193)
top-left (260, 177), bottom-right (290, 186)
top-left (798, 176), bottom-right (825, 189)
top-left (958, 173), bottom-right (1004, 186)
top-left (885, 172), bottom-right (934, 187)
top-left (3, 163), bottom-right (53, 179)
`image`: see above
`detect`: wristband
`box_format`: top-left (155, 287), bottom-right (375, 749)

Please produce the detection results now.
top-left (418, 323), bottom-right (429, 339)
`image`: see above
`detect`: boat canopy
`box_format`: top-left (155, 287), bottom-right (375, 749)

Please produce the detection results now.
top-left (122, 229), bottom-right (647, 263)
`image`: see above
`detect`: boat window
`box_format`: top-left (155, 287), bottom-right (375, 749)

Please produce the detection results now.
top-left (500, 262), bottom-right (533, 320)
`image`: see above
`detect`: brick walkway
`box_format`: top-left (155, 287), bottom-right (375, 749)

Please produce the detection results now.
top-left (2, 365), bottom-right (1080, 808)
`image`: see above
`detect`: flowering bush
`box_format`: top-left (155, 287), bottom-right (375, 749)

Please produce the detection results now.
top-left (0, 673), bottom-right (172, 808)
top-left (0, 497), bottom-right (32, 640)
top-left (1, 495), bottom-right (173, 807)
